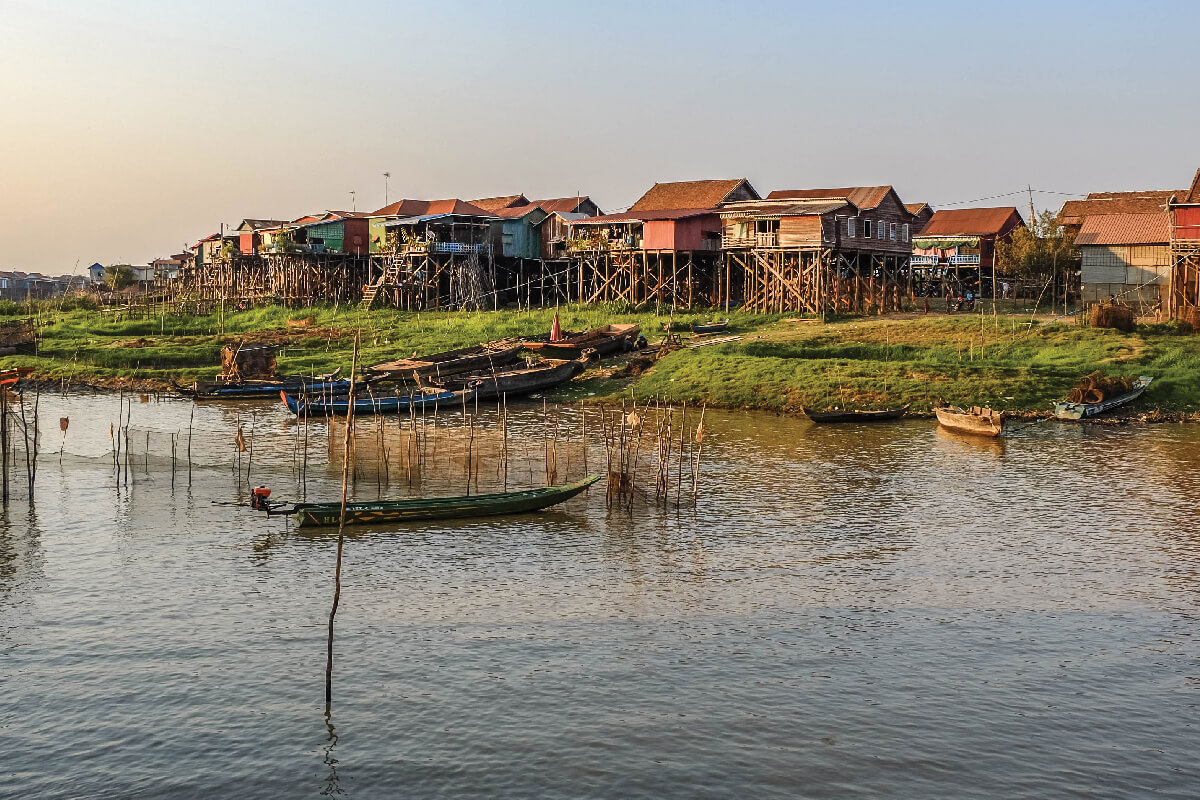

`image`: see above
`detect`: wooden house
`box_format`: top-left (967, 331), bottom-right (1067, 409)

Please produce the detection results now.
top-left (295, 212), bottom-right (370, 255)
top-left (236, 219), bottom-right (287, 255)
top-left (718, 185), bottom-right (917, 313)
top-left (1167, 168), bottom-right (1200, 321)
top-left (906, 203), bottom-right (935, 234)
top-left (532, 197), bottom-right (603, 259)
top-left (911, 207), bottom-right (1024, 297)
top-left (491, 204), bottom-right (548, 260)
top-left (1075, 213), bottom-right (1171, 308)
top-left (565, 179), bottom-right (758, 306)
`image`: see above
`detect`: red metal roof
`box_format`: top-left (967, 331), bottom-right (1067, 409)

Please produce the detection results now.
top-left (530, 197), bottom-right (594, 214)
top-left (1179, 169), bottom-right (1200, 205)
top-left (469, 195), bottom-right (529, 213)
top-left (630, 179), bottom-right (756, 212)
top-left (768, 186), bottom-right (893, 210)
top-left (491, 205), bottom-right (545, 219)
top-left (915, 207), bottom-right (1023, 237)
top-left (371, 199), bottom-right (493, 218)
top-left (1075, 213), bottom-right (1169, 246)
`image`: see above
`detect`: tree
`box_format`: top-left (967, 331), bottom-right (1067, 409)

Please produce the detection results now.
top-left (995, 209), bottom-right (1078, 280)
top-left (104, 264), bottom-right (135, 290)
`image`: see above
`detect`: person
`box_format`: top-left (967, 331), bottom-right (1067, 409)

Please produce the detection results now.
top-left (1001, 281), bottom-right (1010, 299)
top-left (636, 334), bottom-right (648, 350)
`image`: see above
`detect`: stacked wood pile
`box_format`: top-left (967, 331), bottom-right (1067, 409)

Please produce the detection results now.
top-left (220, 344), bottom-right (276, 381)
top-left (1066, 372), bottom-right (1133, 404)
top-left (1090, 303), bottom-right (1135, 332)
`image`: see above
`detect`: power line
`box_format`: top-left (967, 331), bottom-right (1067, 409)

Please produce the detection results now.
top-left (932, 188), bottom-right (1087, 208)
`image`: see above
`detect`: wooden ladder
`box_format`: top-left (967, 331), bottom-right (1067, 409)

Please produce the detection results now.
top-left (360, 254), bottom-right (403, 310)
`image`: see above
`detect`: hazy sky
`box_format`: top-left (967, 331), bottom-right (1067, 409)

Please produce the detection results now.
top-left (2, 0), bottom-right (1197, 273)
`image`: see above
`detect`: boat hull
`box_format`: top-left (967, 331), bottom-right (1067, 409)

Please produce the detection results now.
top-left (935, 406), bottom-right (1004, 437)
top-left (421, 355), bottom-right (589, 400)
top-left (524, 324), bottom-right (639, 360)
top-left (292, 476), bottom-right (600, 527)
top-left (281, 388), bottom-right (469, 416)
top-left (364, 344), bottom-right (523, 381)
top-left (192, 378), bottom-right (351, 400)
top-left (1054, 377), bottom-right (1152, 420)
top-left (803, 404), bottom-right (908, 423)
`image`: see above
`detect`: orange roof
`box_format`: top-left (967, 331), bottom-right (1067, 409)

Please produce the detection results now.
top-left (630, 179), bottom-right (756, 212)
top-left (470, 194), bottom-right (529, 213)
top-left (905, 203), bottom-right (931, 215)
top-left (1075, 213), bottom-right (1169, 246)
top-left (531, 197), bottom-right (594, 214)
top-left (491, 205), bottom-right (545, 219)
top-left (1178, 169), bottom-right (1200, 205)
top-left (915, 207), bottom-right (1023, 237)
top-left (371, 199), bottom-right (493, 217)
top-left (768, 186), bottom-right (893, 210)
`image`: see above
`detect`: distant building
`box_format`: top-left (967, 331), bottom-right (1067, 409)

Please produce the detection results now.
top-left (87, 262), bottom-right (105, 283)
top-left (1167, 168), bottom-right (1200, 320)
top-left (236, 219), bottom-right (288, 255)
top-left (905, 203), bottom-right (935, 234)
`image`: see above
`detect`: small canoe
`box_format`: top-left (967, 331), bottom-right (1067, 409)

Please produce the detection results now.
top-left (691, 318), bottom-right (730, 334)
top-left (364, 343), bottom-right (523, 381)
top-left (280, 387), bottom-right (471, 417)
top-left (285, 475), bottom-right (601, 527)
top-left (0, 367), bottom-right (34, 387)
top-left (1054, 376), bottom-right (1152, 420)
top-left (803, 404), bottom-right (909, 423)
top-left (420, 352), bottom-right (592, 400)
top-left (935, 405), bottom-right (1004, 437)
top-left (523, 324), bottom-right (639, 360)
top-left (190, 377), bottom-right (351, 400)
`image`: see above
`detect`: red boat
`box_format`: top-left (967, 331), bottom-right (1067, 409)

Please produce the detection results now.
top-left (0, 367), bottom-right (33, 387)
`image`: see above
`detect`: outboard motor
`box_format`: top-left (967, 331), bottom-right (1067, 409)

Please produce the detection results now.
top-left (251, 486), bottom-right (272, 511)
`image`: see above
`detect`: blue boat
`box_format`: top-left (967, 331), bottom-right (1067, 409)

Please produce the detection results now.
top-left (190, 377), bottom-right (352, 400)
top-left (280, 387), bottom-right (471, 417)
top-left (1053, 376), bottom-right (1153, 420)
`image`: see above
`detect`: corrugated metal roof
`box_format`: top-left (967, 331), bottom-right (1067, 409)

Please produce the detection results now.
top-left (531, 197), bottom-right (594, 214)
top-left (630, 179), bottom-right (755, 212)
top-left (1059, 191), bottom-right (1175, 224)
top-left (718, 199), bottom-right (851, 218)
top-left (1179, 169), bottom-right (1200, 205)
top-left (916, 207), bottom-right (1023, 237)
top-left (469, 195), bottom-right (529, 213)
top-left (1075, 213), bottom-right (1169, 246)
top-left (767, 186), bottom-right (893, 210)
top-left (371, 199), bottom-right (493, 218)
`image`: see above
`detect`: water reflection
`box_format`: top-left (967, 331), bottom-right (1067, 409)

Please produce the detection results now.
top-left (321, 712), bottom-right (345, 797)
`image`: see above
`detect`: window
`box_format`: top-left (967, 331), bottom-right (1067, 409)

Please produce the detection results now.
top-left (863, 220), bottom-right (872, 239)
top-left (877, 221), bottom-right (885, 240)
top-left (847, 218), bottom-right (856, 237)
top-left (902, 223), bottom-right (909, 242)
top-left (889, 223), bottom-right (897, 241)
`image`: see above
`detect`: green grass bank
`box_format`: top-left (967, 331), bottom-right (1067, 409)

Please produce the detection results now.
top-left (4, 302), bottom-right (1198, 416)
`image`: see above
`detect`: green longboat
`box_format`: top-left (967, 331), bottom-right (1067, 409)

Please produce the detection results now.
top-left (286, 476), bottom-right (601, 528)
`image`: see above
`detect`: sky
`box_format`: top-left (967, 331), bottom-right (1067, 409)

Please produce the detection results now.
top-left (1, 0), bottom-right (1197, 273)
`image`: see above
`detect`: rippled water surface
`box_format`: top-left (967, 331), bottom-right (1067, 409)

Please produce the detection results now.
top-left (3, 395), bottom-right (1199, 798)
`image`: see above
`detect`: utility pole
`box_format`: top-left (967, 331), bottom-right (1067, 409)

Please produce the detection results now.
top-left (383, 172), bottom-right (391, 206)
top-left (349, 190), bottom-right (356, 212)
top-left (1027, 185), bottom-right (1036, 226)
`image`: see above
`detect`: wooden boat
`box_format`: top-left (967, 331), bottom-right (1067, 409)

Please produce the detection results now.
top-left (280, 476), bottom-right (601, 527)
top-left (803, 404), bottom-right (909, 423)
top-left (522, 323), bottom-right (639, 359)
top-left (363, 342), bottom-right (523, 381)
top-left (0, 367), bottom-right (34, 387)
top-left (935, 405), bottom-right (1005, 437)
top-left (189, 377), bottom-right (351, 400)
top-left (1054, 376), bottom-right (1152, 420)
top-left (419, 352), bottom-right (592, 400)
top-left (280, 387), bottom-right (472, 417)
top-left (690, 318), bottom-right (730, 334)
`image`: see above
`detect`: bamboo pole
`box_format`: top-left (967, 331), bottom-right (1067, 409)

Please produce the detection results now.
top-left (326, 331), bottom-right (359, 709)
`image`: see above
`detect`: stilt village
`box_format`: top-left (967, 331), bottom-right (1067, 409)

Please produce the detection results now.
top-left (149, 168), bottom-right (1200, 323)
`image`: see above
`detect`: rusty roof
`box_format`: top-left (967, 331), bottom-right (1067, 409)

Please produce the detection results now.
top-left (1059, 191), bottom-right (1175, 224)
top-left (491, 205), bottom-right (546, 219)
top-left (372, 199), bottom-right (493, 218)
top-left (630, 179), bottom-right (756, 212)
top-left (530, 197), bottom-right (596, 214)
top-left (569, 208), bottom-right (716, 225)
top-left (718, 199), bottom-right (851, 218)
top-left (905, 203), bottom-right (931, 215)
top-left (914, 207), bottom-right (1024, 237)
top-left (767, 186), bottom-right (894, 210)
top-left (469, 194), bottom-right (529, 213)
top-left (1178, 169), bottom-right (1200, 205)
top-left (237, 219), bottom-right (287, 231)
top-left (1075, 213), bottom-right (1169, 246)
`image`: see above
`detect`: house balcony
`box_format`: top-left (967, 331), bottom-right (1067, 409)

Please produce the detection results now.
top-left (910, 255), bottom-right (940, 266)
top-left (948, 254), bottom-right (981, 266)
top-left (722, 232), bottom-right (778, 248)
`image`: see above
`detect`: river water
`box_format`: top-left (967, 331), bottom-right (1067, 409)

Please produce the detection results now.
top-left (2, 394), bottom-right (1198, 798)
